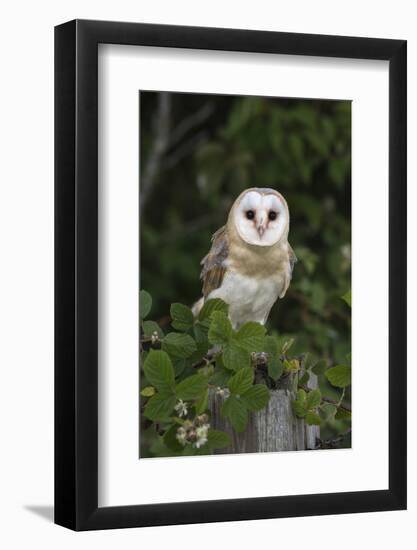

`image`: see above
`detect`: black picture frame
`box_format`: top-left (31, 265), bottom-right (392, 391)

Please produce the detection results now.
top-left (55, 19), bottom-right (407, 531)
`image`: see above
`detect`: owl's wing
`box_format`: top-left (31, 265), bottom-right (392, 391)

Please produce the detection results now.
top-left (279, 242), bottom-right (297, 299)
top-left (288, 243), bottom-right (297, 278)
top-left (200, 225), bottom-right (229, 298)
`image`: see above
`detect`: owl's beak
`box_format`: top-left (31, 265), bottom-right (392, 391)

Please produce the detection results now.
top-left (257, 221), bottom-right (266, 237)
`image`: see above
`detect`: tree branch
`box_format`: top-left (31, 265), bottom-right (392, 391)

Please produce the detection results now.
top-left (163, 129), bottom-right (208, 171)
top-left (140, 93), bottom-right (172, 214)
top-left (168, 101), bottom-right (214, 148)
top-left (140, 99), bottom-right (214, 214)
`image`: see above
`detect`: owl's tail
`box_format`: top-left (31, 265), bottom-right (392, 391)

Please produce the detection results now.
top-left (191, 297), bottom-right (204, 319)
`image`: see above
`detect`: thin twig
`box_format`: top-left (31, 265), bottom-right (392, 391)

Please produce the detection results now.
top-left (157, 214), bottom-right (220, 244)
top-left (322, 394), bottom-right (351, 412)
top-left (168, 102), bottom-right (214, 148)
top-left (316, 428), bottom-right (352, 449)
top-left (336, 386), bottom-right (346, 408)
top-left (163, 130), bottom-right (208, 171)
top-left (191, 355), bottom-right (216, 370)
top-left (301, 385), bottom-right (351, 412)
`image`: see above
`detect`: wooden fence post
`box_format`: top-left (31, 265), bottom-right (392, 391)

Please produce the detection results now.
top-left (209, 373), bottom-right (319, 454)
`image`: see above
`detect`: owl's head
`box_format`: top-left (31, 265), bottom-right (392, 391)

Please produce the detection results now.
top-left (230, 188), bottom-right (289, 247)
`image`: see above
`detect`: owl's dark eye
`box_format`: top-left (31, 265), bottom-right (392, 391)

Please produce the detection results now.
top-left (246, 210), bottom-right (255, 220)
top-left (268, 211), bottom-right (277, 221)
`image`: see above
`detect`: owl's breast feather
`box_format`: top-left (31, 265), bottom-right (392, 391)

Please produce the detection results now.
top-left (208, 270), bottom-right (285, 328)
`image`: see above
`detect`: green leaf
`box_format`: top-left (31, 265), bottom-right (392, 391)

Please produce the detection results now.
top-left (146, 431), bottom-right (173, 457)
top-left (189, 339), bottom-right (208, 361)
top-left (262, 335), bottom-right (280, 370)
top-left (342, 289), bottom-right (351, 307)
top-left (268, 357), bottom-right (283, 380)
top-left (163, 424), bottom-right (186, 453)
top-left (170, 303), bottom-right (194, 331)
top-left (193, 321), bottom-right (209, 344)
top-left (195, 388), bottom-right (209, 414)
top-left (143, 393), bottom-right (176, 421)
top-left (282, 338), bottom-right (295, 354)
top-left (162, 332), bottom-right (197, 359)
top-left (199, 298), bottom-right (229, 322)
top-left (263, 335), bottom-right (279, 357)
top-left (335, 407), bottom-right (352, 420)
top-left (297, 388), bottom-right (307, 401)
top-left (142, 320), bottom-right (164, 338)
top-left (143, 350), bottom-right (175, 393)
top-left (312, 359), bottom-right (327, 375)
top-left (221, 395), bottom-right (248, 432)
top-left (305, 411), bottom-right (322, 426)
top-left (321, 403), bottom-right (337, 419)
top-left (175, 374), bottom-right (208, 400)
top-left (228, 367), bottom-right (254, 395)
top-left (182, 445), bottom-right (199, 456)
top-left (293, 401), bottom-right (307, 418)
top-left (139, 290), bottom-right (152, 319)
top-left (241, 384), bottom-right (270, 411)
top-left (173, 358), bottom-right (187, 377)
top-left (222, 342), bottom-right (251, 371)
top-left (303, 353), bottom-right (317, 370)
top-left (325, 365), bottom-right (351, 388)
top-left (171, 416), bottom-right (186, 425)
top-left (284, 358), bottom-right (300, 372)
top-left (140, 350), bottom-right (148, 366)
top-left (207, 429), bottom-right (231, 449)
top-left (235, 322), bottom-right (266, 352)
top-left (292, 388), bottom-right (308, 417)
top-left (208, 311), bottom-right (233, 346)
top-left (298, 370), bottom-right (310, 386)
top-left (306, 388), bottom-right (321, 410)
top-left (140, 386), bottom-right (155, 397)
top-left (209, 365), bottom-right (231, 387)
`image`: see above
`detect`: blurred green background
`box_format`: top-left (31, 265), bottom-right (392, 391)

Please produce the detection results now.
top-left (140, 91), bottom-right (351, 444)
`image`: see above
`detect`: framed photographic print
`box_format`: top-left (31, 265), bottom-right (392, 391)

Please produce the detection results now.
top-left (55, 20), bottom-right (406, 530)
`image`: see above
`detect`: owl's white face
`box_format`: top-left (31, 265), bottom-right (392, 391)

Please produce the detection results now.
top-left (233, 189), bottom-right (289, 247)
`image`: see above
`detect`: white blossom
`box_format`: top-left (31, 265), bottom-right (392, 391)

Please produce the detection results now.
top-left (194, 424), bottom-right (210, 449)
top-left (174, 399), bottom-right (188, 417)
top-left (176, 426), bottom-right (187, 446)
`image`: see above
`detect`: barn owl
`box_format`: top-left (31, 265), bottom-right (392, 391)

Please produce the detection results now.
top-left (193, 188), bottom-right (296, 329)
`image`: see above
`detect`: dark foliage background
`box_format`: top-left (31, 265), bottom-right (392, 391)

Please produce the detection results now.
top-left (140, 91), bottom-right (351, 444)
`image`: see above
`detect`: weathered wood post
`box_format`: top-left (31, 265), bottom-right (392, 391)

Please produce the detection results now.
top-left (209, 373), bottom-right (319, 453)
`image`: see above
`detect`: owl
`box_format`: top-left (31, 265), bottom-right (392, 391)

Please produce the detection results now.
top-left (193, 188), bottom-right (296, 329)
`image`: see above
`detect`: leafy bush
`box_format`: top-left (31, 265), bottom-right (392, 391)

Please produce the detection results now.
top-left (140, 290), bottom-right (351, 457)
